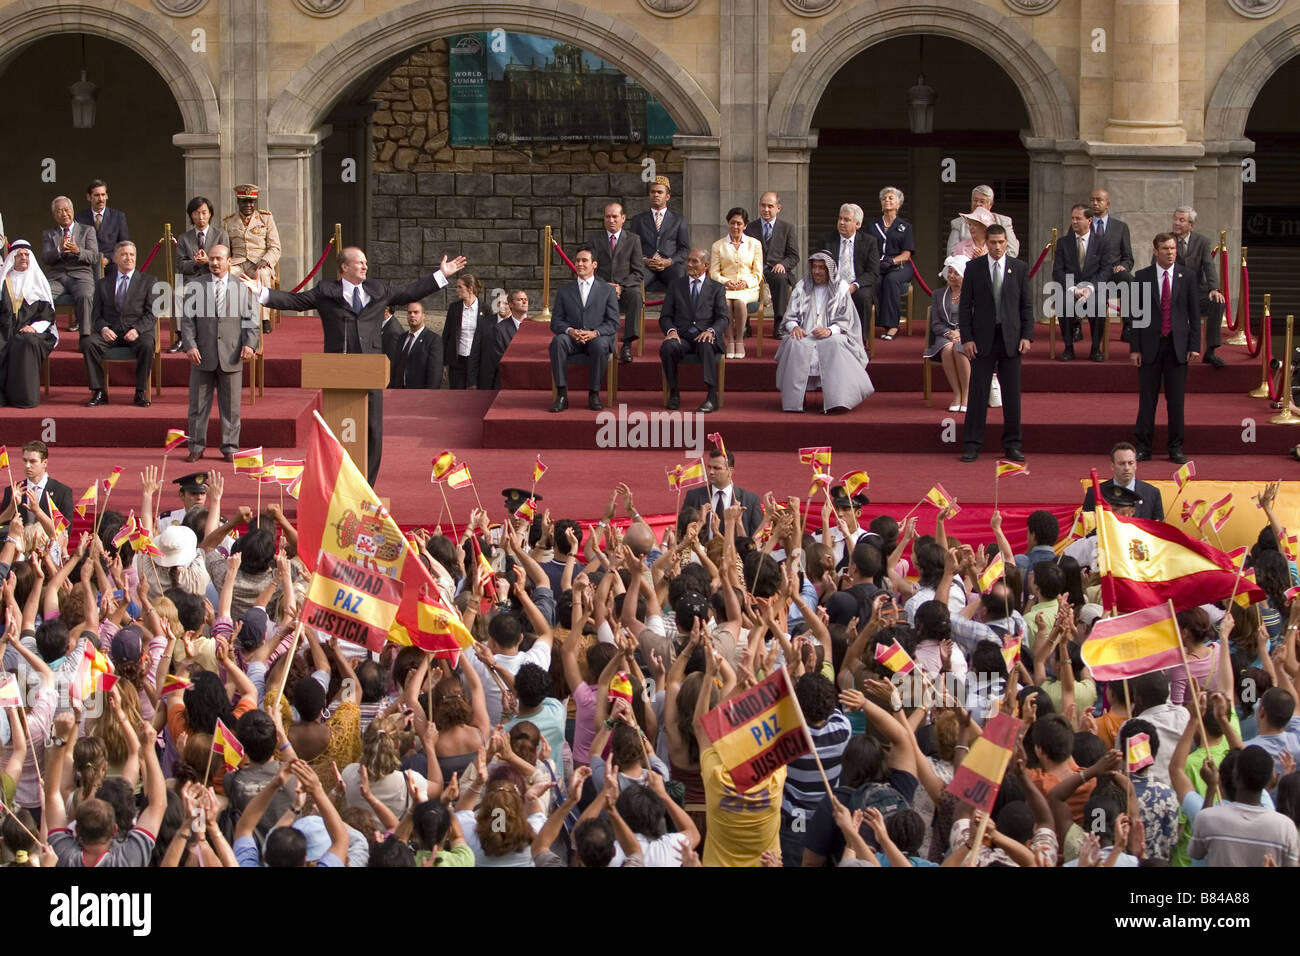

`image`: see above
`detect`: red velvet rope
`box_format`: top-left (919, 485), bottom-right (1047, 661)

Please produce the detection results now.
top-left (138, 237), bottom-right (165, 272)
top-left (551, 238), bottom-right (577, 273)
top-left (909, 260), bottom-right (933, 297)
top-left (1240, 259), bottom-right (1262, 357)
top-left (1263, 309), bottom-right (1285, 402)
top-left (1025, 241), bottom-right (1051, 279)
top-left (290, 239), bottom-right (336, 293)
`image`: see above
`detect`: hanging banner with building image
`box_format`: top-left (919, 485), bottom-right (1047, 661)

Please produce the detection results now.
top-left (448, 32), bottom-right (676, 147)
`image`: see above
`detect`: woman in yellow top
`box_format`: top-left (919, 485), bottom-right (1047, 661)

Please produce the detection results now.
top-left (709, 207), bottom-right (764, 360)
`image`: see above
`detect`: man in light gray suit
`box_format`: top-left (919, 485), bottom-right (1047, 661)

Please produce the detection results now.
top-left (179, 245), bottom-right (259, 463)
top-left (41, 196), bottom-right (99, 334)
top-left (549, 245), bottom-right (620, 412)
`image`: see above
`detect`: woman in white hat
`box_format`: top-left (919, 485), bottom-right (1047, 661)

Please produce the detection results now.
top-left (137, 524), bottom-right (213, 601)
top-left (951, 206), bottom-right (996, 261)
top-left (0, 239), bottom-right (58, 408)
top-left (924, 255), bottom-right (971, 412)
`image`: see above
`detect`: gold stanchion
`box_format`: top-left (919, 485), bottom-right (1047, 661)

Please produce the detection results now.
top-left (1269, 315), bottom-right (1299, 425)
top-left (1217, 230), bottom-right (1230, 346)
top-left (163, 221), bottom-right (179, 346)
top-left (1046, 227), bottom-right (1059, 355)
top-left (333, 222), bottom-right (344, 271)
top-left (1226, 243), bottom-right (1248, 346)
top-left (539, 225), bottom-right (553, 322)
top-left (1250, 293), bottom-right (1272, 398)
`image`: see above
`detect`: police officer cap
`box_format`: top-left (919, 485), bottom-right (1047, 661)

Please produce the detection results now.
top-left (174, 472), bottom-right (209, 494)
top-left (501, 488), bottom-right (541, 511)
top-left (1102, 485), bottom-right (1142, 508)
top-left (830, 485), bottom-right (869, 509)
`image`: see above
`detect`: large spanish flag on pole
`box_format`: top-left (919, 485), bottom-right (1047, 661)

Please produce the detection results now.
top-left (698, 668), bottom-right (809, 792)
top-left (1079, 602), bottom-right (1184, 681)
top-left (299, 411), bottom-right (464, 658)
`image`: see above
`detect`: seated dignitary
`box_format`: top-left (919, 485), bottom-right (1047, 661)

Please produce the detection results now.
top-left (81, 241), bottom-right (158, 407)
top-left (549, 245), bottom-right (619, 412)
top-left (628, 176), bottom-right (689, 294)
top-left (0, 240), bottom-right (58, 408)
top-left (946, 184), bottom-right (1020, 259)
top-left (924, 255), bottom-right (971, 413)
top-left (774, 251), bottom-right (874, 414)
top-left (41, 195), bottom-right (97, 335)
top-left (818, 204), bottom-right (879, 342)
top-left (659, 248), bottom-right (727, 413)
top-left (709, 207), bottom-right (764, 359)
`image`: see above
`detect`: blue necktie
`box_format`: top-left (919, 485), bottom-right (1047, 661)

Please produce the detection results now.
top-left (351, 286), bottom-right (363, 314)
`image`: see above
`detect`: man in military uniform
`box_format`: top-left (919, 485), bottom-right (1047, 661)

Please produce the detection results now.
top-left (156, 471), bottom-right (212, 534)
top-left (223, 184), bottom-right (280, 332)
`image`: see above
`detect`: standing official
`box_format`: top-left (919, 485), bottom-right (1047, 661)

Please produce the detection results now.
top-left (179, 245), bottom-right (259, 462)
top-left (224, 185), bottom-right (281, 332)
top-left (388, 301), bottom-right (442, 389)
top-left (1052, 204), bottom-right (1105, 361)
top-left (588, 203), bottom-right (646, 364)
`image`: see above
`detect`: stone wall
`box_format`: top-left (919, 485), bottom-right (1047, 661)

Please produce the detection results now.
top-left (367, 39), bottom-right (683, 290)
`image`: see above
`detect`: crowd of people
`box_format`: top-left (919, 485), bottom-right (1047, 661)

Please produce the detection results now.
top-left (0, 436), bottom-right (1294, 869)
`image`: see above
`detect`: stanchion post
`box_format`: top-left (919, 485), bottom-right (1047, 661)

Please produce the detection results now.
top-left (333, 223), bottom-right (344, 270)
top-left (1251, 293), bottom-right (1272, 399)
top-left (1046, 227), bottom-right (1058, 355)
top-left (1270, 316), bottom-right (1299, 425)
top-left (540, 225), bottom-right (553, 322)
top-left (163, 221), bottom-right (179, 346)
top-left (1226, 243), bottom-right (1248, 346)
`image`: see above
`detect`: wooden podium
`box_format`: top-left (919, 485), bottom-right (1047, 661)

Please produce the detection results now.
top-left (301, 354), bottom-right (390, 480)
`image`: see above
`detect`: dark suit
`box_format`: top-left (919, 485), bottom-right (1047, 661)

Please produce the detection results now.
top-left (746, 217), bottom-right (800, 320)
top-left (817, 230), bottom-right (879, 336)
top-left (549, 278), bottom-right (620, 391)
top-left (1124, 264), bottom-right (1200, 457)
top-left (1083, 479), bottom-right (1165, 522)
top-left (588, 231), bottom-right (646, 346)
top-left (176, 226), bottom-right (231, 278)
top-left (1153, 232), bottom-right (1222, 351)
top-left (485, 316), bottom-right (522, 389)
top-left (659, 274), bottom-right (727, 395)
top-left (264, 272), bottom-right (449, 485)
top-left (179, 276), bottom-right (259, 455)
top-left (959, 255), bottom-right (1035, 453)
top-left (83, 271), bottom-right (158, 395)
top-left (442, 298), bottom-right (493, 390)
top-left (1091, 215), bottom-right (1133, 274)
top-left (388, 326), bottom-right (442, 389)
top-left (628, 208), bottom-right (689, 291)
top-left (41, 223), bottom-right (98, 334)
top-left (75, 207), bottom-right (130, 279)
top-left (1, 477), bottom-right (74, 528)
top-left (0, 295), bottom-right (57, 408)
top-left (1052, 229), bottom-right (1106, 353)
top-left (681, 484), bottom-right (763, 539)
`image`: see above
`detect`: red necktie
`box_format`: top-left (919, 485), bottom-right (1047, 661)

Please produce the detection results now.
top-left (1161, 272), bottom-right (1172, 336)
top-left (609, 233), bottom-right (617, 254)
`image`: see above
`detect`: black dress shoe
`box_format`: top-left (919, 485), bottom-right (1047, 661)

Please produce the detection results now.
top-left (1203, 350), bottom-right (1225, 368)
top-left (1136, 450), bottom-right (1151, 462)
top-left (1073, 326), bottom-right (1083, 342)
top-left (588, 392), bottom-right (603, 411)
top-left (185, 451), bottom-right (204, 463)
top-left (665, 393), bottom-right (680, 411)
top-left (696, 397), bottom-right (717, 414)
top-left (84, 391), bottom-right (108, 407)
top-left (167, 341), bottom-right (186, 354)
top-left (549, 394), bottom-right (569, 413)
top-left (1059, 350), bottom-right (1074, 362)
top-left (1169, 451), bottom-right (1189, 465)
top-left (1002, 448), bottom-right (1026, 463)
top-left (1090, 350), bottom-right (1104, 362)
top-left (960, 449), bottom-right (979, 462)
top-left (133, 392), bottom-right (151, 408)
top-left (619, 344), bottom-right (633, 364)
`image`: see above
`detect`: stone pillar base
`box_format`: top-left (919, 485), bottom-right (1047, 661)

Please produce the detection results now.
top-left (268, 128), bottom-right (330, 290)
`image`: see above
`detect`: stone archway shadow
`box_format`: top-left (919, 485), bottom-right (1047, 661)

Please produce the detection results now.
top-left (768, 0), bottom-right (1077, 143)
top-left (0, 0), bottom-right (220, 135)
top-left (268, 0), bottom-right (719, 138)
top-left (1205, 11), bottom-right (1300, 146)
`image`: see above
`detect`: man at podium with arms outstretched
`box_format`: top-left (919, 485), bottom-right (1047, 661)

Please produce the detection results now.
top-left (239, 247), bottom-right (466, 485)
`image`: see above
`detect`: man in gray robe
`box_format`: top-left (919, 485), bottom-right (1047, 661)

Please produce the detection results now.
top-left (775, 251), bottom-right (874, 413)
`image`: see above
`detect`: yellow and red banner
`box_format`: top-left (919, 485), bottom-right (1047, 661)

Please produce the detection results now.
top-left (799, 446), bottom-right (832, 468)
top-left (698, 668), bottom-right (809, 792)
top-left (1080, 603), bottom-right (1183, 681)
top-left (431, 450), bottom-right (457, 483)
top-left (840, 470), bottom-right (869, 499)
top-left (946, 712), bottom-right (1022, 813)
top-left (212, 717), bottom-right (245, 769)
top-left (233, 446), bottom-right (264, 474)
top-left (978, 553), bottom-right (1005, 593)
top-left (302, 550), bottom-right (405, 652)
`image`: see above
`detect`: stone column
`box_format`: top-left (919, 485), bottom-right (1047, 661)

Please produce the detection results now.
top-left (1102, 0), bottom-right (1185, 146)
top-left (675, 135), bottom-right (721, 255)
top-left (173, 132), bottom-right (223, 210)
top-left (1023, 137), bottom-right (1071, 319)
top-left (221, 0), bottom-right (270, 190)
top-left (267, 128), bottom-right (330, 290)
top-left (718, 0), bottom-right (766, 218)
top-left (766, 134), bottom-right (818, 266)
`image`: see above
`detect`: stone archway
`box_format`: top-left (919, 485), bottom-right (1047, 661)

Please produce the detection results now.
top-left (1205, 12), bottom-right (1300, 147)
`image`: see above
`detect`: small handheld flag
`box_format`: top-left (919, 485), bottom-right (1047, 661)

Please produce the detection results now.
top-left (514, 497), bottom-right (537, 522)
top-left (798, 446), bottom-right (832, 468)
top-left (676, 459), bottom-right (706, 490)
top-left (840, 470), bottom-right (869, 499)
top-left (925, 482), bottom-right (958, 513)
top-left (112, 512), bottom-right (138, 549)
top-left (211, 718), bottom-right (245, 769)
top-left (1173, 460), bottom-right (1196, 489)
top-left (1080, 604), bottom-right (1183, 681)
top-left (532, 455), bottom-right (547, 485)
top-left (995, 460), bottom-right (1029, 479)
top-left (0, 674), bottom-right (20, 708)
top-left (161, 674), bottom-right (193, 697)
top-left (607, 671), bottom-right (634, 704)
top-left (874, 640), bottom-right (915, 675)
top-left (102, 466), bottom-right (124, 494)
top-left (233, 446), bottom-right (264, 474)
top-left (0, 446), bottom-right (8, 469)
top-left (1182, 499), bottom-right (1206, 525)
top-left (1126, 732), bottom-right (1154, 773)
top-left (945, 712), bottom-right (1023, 813)
top-left (445, 461), bottom-right (474, 489)
top-left (431, 451), bottom-right (458, 483)
top-left (1001, 636), bottom-right (1022, 673)
top-left (808, 472), bottom-right (832, 497)
top-left (1200, 492), bottom-right (1233, 531)
top-left (979, 553), bottom-right (1005, 592)
top-left (707, 432), bottom-right (727, 460)
top-left (75, 483), bottom-right (97, 518)
top-left (163, 429), bottom-right (189, 452)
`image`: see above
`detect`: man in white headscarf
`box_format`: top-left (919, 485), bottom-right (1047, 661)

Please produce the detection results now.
top-left (775, 251), bottom-right (874, 413)
top-left (0, 239), bottom-right (58, 408)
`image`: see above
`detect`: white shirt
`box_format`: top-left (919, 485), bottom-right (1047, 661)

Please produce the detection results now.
top-left (708, 484), bottom-right (734, 513)
top-left (578, 277), bottom-right (593, 306)
top-left (607, 231), bottom-right (622, 247)
top-left (1157, 265), bottom-right (1175, 293)
top-left (458, 298), bottom-right (478, 357)
top-left (988, 256), bottom-right (1005, 282)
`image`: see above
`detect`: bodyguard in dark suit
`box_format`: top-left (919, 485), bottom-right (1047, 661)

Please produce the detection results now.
top-left (0, 440), bottom-right (74, 527)
top-left (1082, 442), bottom-right (1165, 521)
top-left (249, 247), bottom-right (466, 485)
top-left (549, 245), bottom-right (619, 412)
top-left (41, 197), bottom-right (98, 335)
top-left (75, 180), bottom-right (130, 280)
top-left (680, 449), bottom-right (763, 539)
top-left (588, 203), bottom-right (646, 363)
top-left (628, 177), bottom-right (689, 292)
top-left (818, 204), bottom-right (880, 337)
top-left (745, 191), bottom-right (800, 324)
top-left (1052, 204), bottom-right (1106, 360)
top-left (959, 225), bottom-right (1035, 462)
top-left (1123, 234), bottom-right (1200, 464)
top-left (484, 289), bottom-right (529, 389)
top-left (178, 245), bottom-right (259, 461)
top-left (388, 300), bottom-right (442, 389)
top-left (660, 249), bottom-right (727, 413)
top-left (1167, 207), bottom-right (1227, 366)
top-left (1088, 189), bottom-right (1134, 275)
top-left (441, 276), bottom-right (493, 389)
top-left (82, 242), bottom-right (159, 407)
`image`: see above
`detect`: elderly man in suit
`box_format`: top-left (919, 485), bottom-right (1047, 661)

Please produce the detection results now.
top-left (388, 300), bottom-right (442, 390)
top-left (82, 242), bottom-right (159, 408)
top-left (818, 204), bottom-right (879, 340)
top-left (947, 185), bottom-right (1020, 259)
top-left (75, 180), bottom-right (129, 281)
top-left (243, 246), bottom-right (466, 485)
top-left (1168, 205), bottom-right (1227, 367)
top-left (1052, 203), bottom-right (1106, 361)
top-left (659, 248), bottom-right (727, 413)
top-left (628, 177), bottom-right (689, 294)
top-left (178, 245), bottom-right (259, 462)
top-left (549, 245), bottom-right (620, 412)
top-left (588, 202), bottom-right (646, 364)
top-left (745, 191), bottom-right (800, 333)
top-left (1124, 233), bottom-right (1200, 464)
top-left (959, 224), bottom-right (1034, 462)
top-left (41, 196), bottom-right (99, 335)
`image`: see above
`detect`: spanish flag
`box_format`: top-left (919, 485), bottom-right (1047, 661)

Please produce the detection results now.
top-left (808, 472), bottom-right (832, 497)
top-left (74, 483), bottom-right (97, 518)
top-left (1182, 499), bottom-right (1206, 525)
top-left (410, 586), bottom-right (475, 656)
top-left (840, 470), bottom-right (870, 499)
top-left (161, 674), bottom-right (193, 697)
top-left (286, 474), bottom-right (303, 500)
top-left (0, 674), bottom-right (20, 709)
top-left (130, 527), bottom-right (163, 557)
top-left (979, 553), bottom-right (1005, 592)
top-left (676, 458), bottom-right (706, 490)
top-left (1173, 460), bottom-right (1196, 489)
top-left (163, 429), bottom-right (189, 452)
top-left (799, 446), bottom-right (832, 468)
top-left (945, 712), bottom-right (1022, 813)
top-left (697, 667), bottom-right (809, 792)
top-left (608, 670), bottom-right (634, 704)
top-left (112, 512), bottom-right (137, 549)
top-left (532, 455), bottom-right (547, 485)
top-left (468, 533), bottom-right (497, 611)
top-left (47, 496), bottom-right (68, 536)
top-left (874, 639), bottom-right (915, 675)
top-left (1001, 636), bottom-right (1022, 673)
top-left (1126, 732), bottom-right (1154, 773)
top-left (211, 717), bottom-right (245, 769)
top-left (302, 550), bottom-right (406, 651)
top-left (515, 497), bottom-right (537, 522)
top-left (268, 459), bottom-right (305, 486)
top-left (666, 464), bottom-right (683, 491)
top-left (445, 461), bottom-right (473, 489)
top-left (707, 432), bottom-right (727, 460)
top-left (925, 482), bottom-right (956, 512)
top-left (75, 645), bottom-right (113, 703)
top-left (233, 446), bottom-right (264, 474)
top-left (1080, 603), bottom-right (1183, 681)
top-left (101, 466), bottom-right (123, 495)
top-left (0, 446), bottom-right (7, 468)
top-left (298, 412), bottom-right (466, 658)
top-left (1235, 568), bottom-right (1260, 608)
top-left (1200, 492), bottom-right (1233, 532)
top-left (995, 460), bottom-right (1029, 479)
top-left (431, 451), bottom-right (457, 483)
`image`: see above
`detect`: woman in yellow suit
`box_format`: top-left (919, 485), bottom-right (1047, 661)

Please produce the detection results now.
top-left (710, 207), bottom-right (764, 360)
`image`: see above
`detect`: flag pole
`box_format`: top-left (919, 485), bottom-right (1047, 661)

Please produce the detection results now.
top-left (1225, 545), bottom-right (1250, 608)
top-left (271, 622), bottom-right (305, 712)
top-left (993, 473), bottom-right (1000, 514)
top-left (785, 667), bottom-right (835, 801)
top-left (1089, 470), bottom-right (1116, 614)
top-left (899, 494), bottom-right (929, 525)
top-left (437, 483), bottom-right (455, 537)
top-left (158, 453), bottom-right (170, 523)
top-left (201, 719), bottom-right (217, 790)
top-left (1169, 598), bottom-right (1212, 758)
